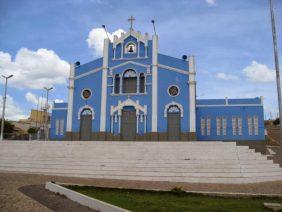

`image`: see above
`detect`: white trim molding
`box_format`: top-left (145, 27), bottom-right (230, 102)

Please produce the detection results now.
top-left (78, 105), bottom-right (95, 120)
top-left (74, 67), bottom-right (102, 80)
top-left (53, 108), bottom-right (68, 111)
top-left (158, 64), bottom-right (189, 75)
top-left (196, 104), bottom-right (263, 107)
top-left (151, 34), bottom-right (158, 132)
top-left (164, 101), bottom-right (184, 118)
top-left (66, 63), bottom-right (75, 132)
top-left (109, 61), bottom-right (149, 72)
top-left (110, 99), bottom-right (147, 116)
top-left (100, 38), bottom-right (109, 131)
top-left (188, 55), bottom-right (196, 133)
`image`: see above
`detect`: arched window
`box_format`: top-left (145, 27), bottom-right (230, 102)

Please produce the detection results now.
top-left (125, 42), bottom-right (136, 53)
top-left (123, 69), bottom-right (137, 93)
top-left (139, 73), bottom-right (145, 93)
top-left (167, 105), bottom-right (180, 114)
top-left (114, 74), bottom-right (120, 94)
top-left (81, 108), bottom-right (92, 116)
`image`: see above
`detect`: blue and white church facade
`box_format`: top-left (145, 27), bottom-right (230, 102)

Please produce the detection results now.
top-left (50, 22), bottom-right (265, 141)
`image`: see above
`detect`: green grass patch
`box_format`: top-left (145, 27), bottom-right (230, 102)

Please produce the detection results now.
top-left (65, 185), bottom-right (282, 212)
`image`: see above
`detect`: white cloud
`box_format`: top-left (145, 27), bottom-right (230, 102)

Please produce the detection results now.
top-left (54, 99), bottom-right (64, 103)
top-left (0, 95), bottom-right (27, 121)
top-left (87, 28), bottom-right (125, 57)
top-left (25, 92), bottom-right (48, 108)
top-left (206, 0), bottom-right (216, 6)
top-left (242, 61), bottom-right (275, 82)
top-left (216, 72), bottom-right (239, 81)
top-left (0, 48), bottom-right (69, 89)
top-left (25, 92), bottom-right (64, 110)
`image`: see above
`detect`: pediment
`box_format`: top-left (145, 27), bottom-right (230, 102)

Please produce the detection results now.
top-left (109, 61), bottom-right (150, 71)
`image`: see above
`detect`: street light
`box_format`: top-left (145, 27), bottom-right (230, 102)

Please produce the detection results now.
top-left (269, 0), bottom-right (282, 144)
top-left (1, 74), bottom-right (13, 141)
top-left (43, 87), bottom-right (53, 141)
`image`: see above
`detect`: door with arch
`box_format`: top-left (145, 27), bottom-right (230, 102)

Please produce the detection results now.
top-left (121, 106), bottom-right (136, 141)
top-left (80, 108), bottom-right (92, 140)
top-left (167, 105), bottom-right (181, 141)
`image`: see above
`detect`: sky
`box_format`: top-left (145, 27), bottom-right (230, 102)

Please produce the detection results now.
top-left (0, 0), bottom-right (281, 120)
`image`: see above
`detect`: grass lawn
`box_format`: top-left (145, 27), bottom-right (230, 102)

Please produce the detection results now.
top-left (65, 185), bottom-right (282, 212)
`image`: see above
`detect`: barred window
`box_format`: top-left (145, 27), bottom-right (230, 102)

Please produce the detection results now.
top-left (201, 118), bottom-right (206, 136)
top-left (216, 117), bottom-right (221, 135)
top-left (254, 116), bottom-right (259, 135)
top-left (247, 116), bottom-right (253, 135)
top-left (222, 117), bottom-right (227, 135)
top-left (232, 117), bottom-right (237, 135)
top-left (206, 117), bottom-right (211, 136)
top-left (238, 117), bottom-right (242, 135)
top-left (60, 120), bottom-right (64, 135)
top-left (232, 116), bottom-right (242, 136)
top-left (55, 120), bottom-right (60, 135)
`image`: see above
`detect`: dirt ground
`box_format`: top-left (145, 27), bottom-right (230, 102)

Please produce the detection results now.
top-left (0, 171), bottom-right (282, 211)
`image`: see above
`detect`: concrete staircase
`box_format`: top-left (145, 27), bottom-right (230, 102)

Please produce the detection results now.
top-left (0, 141), bottom-right (281, 184)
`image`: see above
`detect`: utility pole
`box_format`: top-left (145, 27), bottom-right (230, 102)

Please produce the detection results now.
top-left (0, 75), bottom-right (13, 141)
top-left (43, 87), bottom-right (53, 141)
top-left (269, 0), bottom-right (282, 144)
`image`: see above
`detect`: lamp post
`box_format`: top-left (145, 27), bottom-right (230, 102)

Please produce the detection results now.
top-left (269, 0), bottom-right (282, 144)
top-left (43, 87), bottom-right (53, 141)
top-left (1, 74), bottom-right (13, 141)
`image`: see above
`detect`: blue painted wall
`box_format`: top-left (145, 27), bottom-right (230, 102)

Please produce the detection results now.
top-left (196, 99), bottom-right (265, 141)
top-left (50, 31), bottom-right (265, 141)
top-left (50, 102), bottom-right (68, 140)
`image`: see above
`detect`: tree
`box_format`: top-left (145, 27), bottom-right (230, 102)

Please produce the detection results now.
top-left (27, 127), bottom-right (38, 134)
top-left (273, 118), bottom-right (280, 126)
top-left (0, 119), bottom-right (15, 138)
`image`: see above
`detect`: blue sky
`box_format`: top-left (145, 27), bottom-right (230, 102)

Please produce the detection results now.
top-left (0, 0), bottom-right (281, 120)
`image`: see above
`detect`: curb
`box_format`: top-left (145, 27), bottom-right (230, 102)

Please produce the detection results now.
top-left (56, 182), bottom-right (282, 198)
top-left (45, 181), bottom-right (130, 212)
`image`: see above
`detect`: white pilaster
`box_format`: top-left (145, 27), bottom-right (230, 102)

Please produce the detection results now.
top-left (151, 35), bottom-right (158, 132)
top-left (100, 38), bottom-right (109, 132)
top-left (66, 63), bottom-right (75, 132)
top-left (188, 55), bottom-right (196, 133)
top-left (121, 42), bottom-right (124, 59)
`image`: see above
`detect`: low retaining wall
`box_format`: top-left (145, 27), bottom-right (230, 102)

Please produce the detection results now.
top-left (45, 182), bottom-right (129, 212)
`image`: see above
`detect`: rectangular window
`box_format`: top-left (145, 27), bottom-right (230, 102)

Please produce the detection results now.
top-left (232, 116), bottom-right (242, 136)
top-left (201, 118), bottom-right (205, 136)
top-left (238, 117), bottom-right (242, 135)
top-left (55, 119), bottom-right (60, 135)
top-left (254, 116), bottom-right (259, 135)
top-left (222, 117), bottom-right (227, 135)
top-left (216, 117), bottom-right (221, 135)
top-left (247, 116), bottom-right (253, 135)
top-left (232, 117), bottom-right (237, 135)
top-left (206, 117), bottom-right (211, 136)
top-left (60, 120), bottom-right (64, 135)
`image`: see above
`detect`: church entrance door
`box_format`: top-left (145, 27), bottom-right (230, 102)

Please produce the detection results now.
top-left (121, 106), bottom-right (136, 141)
top-left (80, 109), bottom-right (92, 141)
top-left (167, 105), bottom-right (181, 141)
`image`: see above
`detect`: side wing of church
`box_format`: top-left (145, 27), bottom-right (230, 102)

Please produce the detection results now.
top-left (50, 24), bottom-right (265, 141)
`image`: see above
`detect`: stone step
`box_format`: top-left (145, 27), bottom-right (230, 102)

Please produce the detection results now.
top-left (0, 141), bottom-right (281, 184)
top-left (0, 158), bottom-right (278, 169)
top-left (0, 162), bottom-right (280, 173)
top-left (1, 166), bottom-right (282, 178)
top-left (0, 157), bottom-right (273, 165)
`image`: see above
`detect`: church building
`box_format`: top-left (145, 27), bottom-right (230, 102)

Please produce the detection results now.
top-left (50, 18), bottom-right (265, 141)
